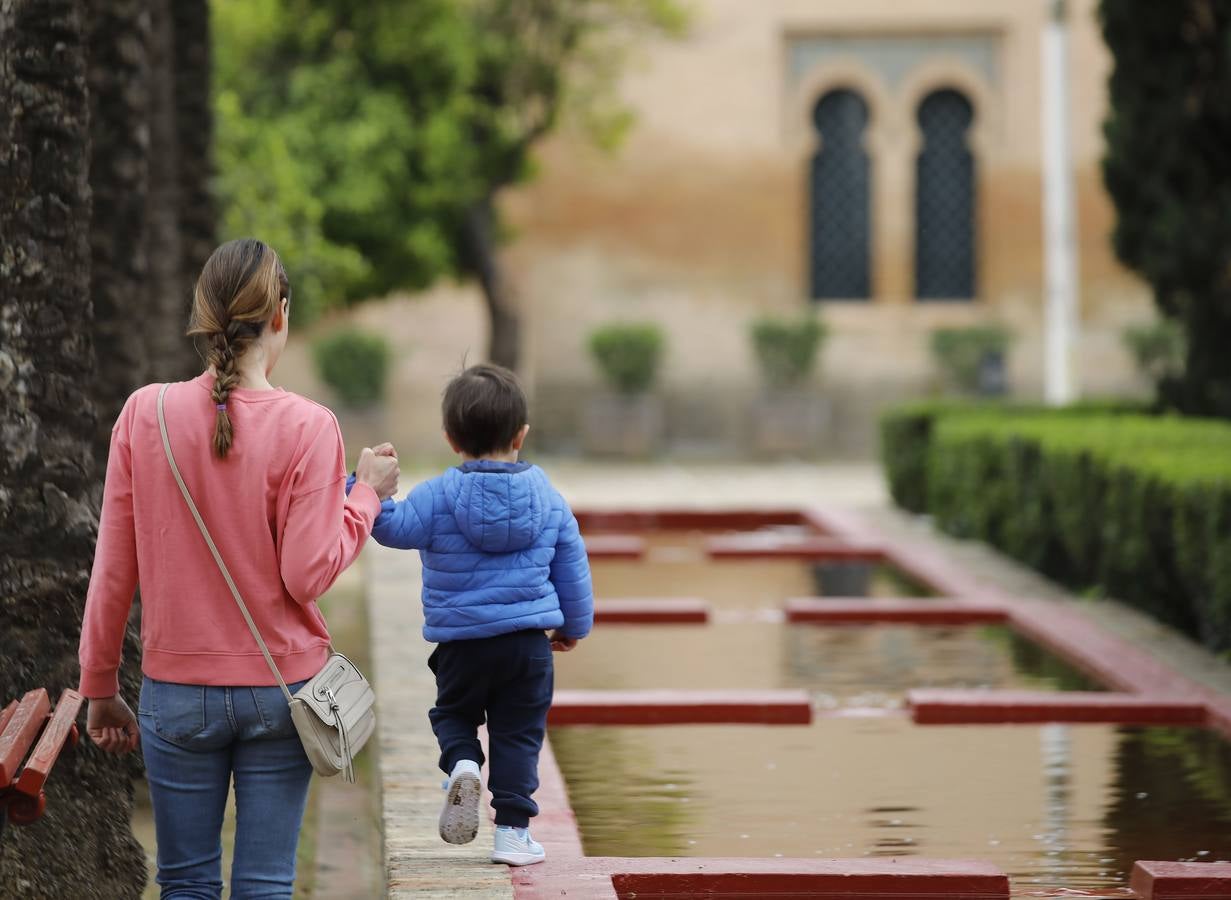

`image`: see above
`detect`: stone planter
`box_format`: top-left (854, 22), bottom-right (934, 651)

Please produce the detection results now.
top-left (581, 392), bottom-right (664, 458)
top-left (750, 389), bottom-right (830, 457)
top-left (976, 350), bottom-right (1008, 396)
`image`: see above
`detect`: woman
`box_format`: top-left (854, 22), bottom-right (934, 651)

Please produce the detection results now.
top-left (77, 238), bottom-right (399, 898)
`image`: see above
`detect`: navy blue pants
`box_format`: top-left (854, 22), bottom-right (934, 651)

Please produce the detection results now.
top-left (428, 629), bottom-right (554, 827)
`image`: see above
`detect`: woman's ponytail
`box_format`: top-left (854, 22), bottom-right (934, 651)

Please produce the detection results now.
top-left (187, 239), bottom-right (288, 458)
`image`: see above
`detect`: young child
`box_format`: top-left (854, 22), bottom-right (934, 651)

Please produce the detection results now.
top-left (356, 363), bottom-right (593, 867)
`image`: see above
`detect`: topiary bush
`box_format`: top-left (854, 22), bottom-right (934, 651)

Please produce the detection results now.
top-left (880, 399), bottom-right (1152, 517)
top-left (311, 328), bottom-right (391, 407)
top-left (879, 400), bottom-right (978, 514)
top-left (929, 325), bottom-right (1012, 394)
top-left (749, 314), bottom-right (827, 389)
top-left (588, 323), bottom-right (665, 394)
top-left (923, 411), bottom-right (1231, 651)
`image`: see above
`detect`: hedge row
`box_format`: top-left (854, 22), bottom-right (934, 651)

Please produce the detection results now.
top-left (880, 403), bottom-right (1231, 653)
top-left (879, 399), bottom-right (1148, 514)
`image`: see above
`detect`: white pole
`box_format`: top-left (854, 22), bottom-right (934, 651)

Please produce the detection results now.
top-left (1042, 0), bottom-right (1080, 405)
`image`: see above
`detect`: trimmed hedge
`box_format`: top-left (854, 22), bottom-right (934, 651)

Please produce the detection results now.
top-left (881, 403), bottom-right (1231, 652)
top-left (880, 400), bottom-right (979, 513)
top-left (879, 399), bottom-right (1145, 514)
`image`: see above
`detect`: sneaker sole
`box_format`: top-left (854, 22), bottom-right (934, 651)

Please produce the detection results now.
top-left (491, 850), bottom-right (545, 867)
top-left (439, 771), bottom-right (481, 845)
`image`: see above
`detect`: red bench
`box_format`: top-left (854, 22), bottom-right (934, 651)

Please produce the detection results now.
top-left (0, 688), bottom-right (84, 836)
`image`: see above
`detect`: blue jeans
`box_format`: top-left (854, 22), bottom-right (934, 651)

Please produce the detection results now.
top-left (138, 677), bottom-right (313, 899)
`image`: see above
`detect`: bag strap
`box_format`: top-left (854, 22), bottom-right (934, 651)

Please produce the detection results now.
top-left (157, 383), bottom-right (294, 702)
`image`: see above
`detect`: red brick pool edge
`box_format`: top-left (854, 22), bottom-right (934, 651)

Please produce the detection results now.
top-left (511, 736), bottom-right (1015, 900)
top-left (505, 505), bottom-right (1231, 898)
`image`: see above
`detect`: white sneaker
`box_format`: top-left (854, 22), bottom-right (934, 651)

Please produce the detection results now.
top-left (491, 825), bottom-right (545, 866)
top-left (438, 760), bottom-right (482, 845)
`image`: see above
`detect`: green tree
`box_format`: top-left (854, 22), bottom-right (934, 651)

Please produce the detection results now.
top-left (212, 0), bottom-right (476, 321)
top-left (1101, 0), bottom-right (1231, 416)
top-left (212, 0), bottom-right (686, 366)
top-left (455, 0), bottom-right (688, 368)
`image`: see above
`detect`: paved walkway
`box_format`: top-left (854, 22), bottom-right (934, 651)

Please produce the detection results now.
top-left (366, 541), bottom-right (514, 898)
top-left (364, 460), bottom-right (1231, 897)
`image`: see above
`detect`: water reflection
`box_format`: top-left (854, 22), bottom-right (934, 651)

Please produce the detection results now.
top-left (1101, 727), bottom-right (1231, 870)
top-left (556, 622), bottom-right (1099, 701)
top-left (549, 722), bottom-right (1231, 894)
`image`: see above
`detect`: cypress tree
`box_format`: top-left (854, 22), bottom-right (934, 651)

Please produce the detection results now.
top-left (1101, 0), bottom-right (1231, 415)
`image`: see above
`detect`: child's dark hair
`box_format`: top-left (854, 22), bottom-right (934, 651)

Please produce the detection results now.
top-left (442, 364), bottom-right (528, 457)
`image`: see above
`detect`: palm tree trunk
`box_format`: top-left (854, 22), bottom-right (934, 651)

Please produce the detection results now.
top-left (170, 0), bottom-right (215, 286)
top-left (88, 0), bottom-right (152, 467)
top-left (144, 0), bottom-right (214, 383)
top-left (0, 1), bottom-right (147, 895)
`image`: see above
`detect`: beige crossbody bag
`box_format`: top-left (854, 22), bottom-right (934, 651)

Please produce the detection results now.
top-left (157, 383), bottom-right (376, 781)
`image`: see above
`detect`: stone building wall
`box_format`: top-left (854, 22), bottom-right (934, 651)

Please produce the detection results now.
top-left (498, 0), bottom-right (1154, 454)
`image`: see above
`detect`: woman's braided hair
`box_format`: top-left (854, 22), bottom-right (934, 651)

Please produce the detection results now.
top-left (186, 238), bottom-right (290, 458)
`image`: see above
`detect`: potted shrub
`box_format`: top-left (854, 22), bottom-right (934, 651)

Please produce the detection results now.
top-left (749, 313), bottom-right (829, 456)
top-left (582, 323), bottom-right (666, 457)
top-left (312, 327), bottom-right (392, 448)
top-left (929, 325), bottom-right (1012, 396)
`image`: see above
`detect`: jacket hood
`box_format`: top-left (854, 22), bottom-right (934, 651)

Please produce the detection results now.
top-left (442, 461), bottom-right (551, 553)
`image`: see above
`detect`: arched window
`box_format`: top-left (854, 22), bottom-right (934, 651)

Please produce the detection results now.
top-left (915, 88), bottom-right (976, 300)
top-left (809, 89), bottom-right (871, 300)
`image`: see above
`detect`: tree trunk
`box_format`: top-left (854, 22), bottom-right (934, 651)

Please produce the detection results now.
top-left (88, 0), bottom-right (151, 467)
top-left (0, 1), bottom-right (147, 896)
top-left (143, 0), bottom-right (214, 384)
top-left (463, 197), bottom-right (521, 370)
top-left (170, 0), bottom-right (214, 287)
top-left (143, 0), bottom-right (191, 381)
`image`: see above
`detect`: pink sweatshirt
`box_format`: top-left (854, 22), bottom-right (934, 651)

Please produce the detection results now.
top-left (78, 374), bottom-right (381, 698)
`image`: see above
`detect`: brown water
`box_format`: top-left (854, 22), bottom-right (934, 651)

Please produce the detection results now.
top-left (550, 722), bottom-right (1231, 896)
top-left (592, 529), bottom-right (930, 611)
top-left (557, 623), bottom-right (1099, 706)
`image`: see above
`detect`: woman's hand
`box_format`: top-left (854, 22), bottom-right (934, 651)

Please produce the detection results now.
top-left (86, 695), bottom-right (140, 755)
top-left (355, 446), bottom-right (399, 500)
top-left (549, 630), bottom-right (578, 652)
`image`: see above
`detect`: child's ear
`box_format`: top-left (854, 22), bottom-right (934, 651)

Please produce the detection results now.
top-left (444, 430), bottom-right (463, 455)
top-left (511, 424), bottom-right (530, 451)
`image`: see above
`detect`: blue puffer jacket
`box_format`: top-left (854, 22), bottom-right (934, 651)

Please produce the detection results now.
top-left (353, 461), bottom-right (593, 643)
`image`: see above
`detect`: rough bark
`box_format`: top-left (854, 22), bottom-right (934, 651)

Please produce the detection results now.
top-left (87, 0), bottom-right (151, 466)
top-left (464, 197), bottom-right (521, 370)
top-left (142, 0), bottom-right (214, 383)
top-left (170, 0), bottom-right (214, 292)
top-left (0, 1), bottom-right (147, 896)
top-left (142, 0), bottom-right (192, 381)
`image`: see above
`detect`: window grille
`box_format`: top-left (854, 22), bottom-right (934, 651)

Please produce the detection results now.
top-left (915, 89), bottom-right (976, 300)
top-left (809, 90), bottom-right (872, 300)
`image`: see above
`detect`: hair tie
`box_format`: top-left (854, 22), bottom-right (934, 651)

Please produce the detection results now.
top-left (216, 403), bottom-right (227, 411)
